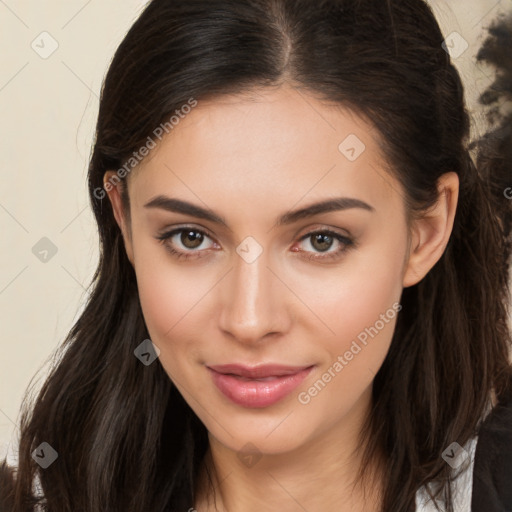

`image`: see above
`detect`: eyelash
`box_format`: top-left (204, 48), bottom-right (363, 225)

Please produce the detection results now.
top-left (155, 226), bottom-right (355, 263)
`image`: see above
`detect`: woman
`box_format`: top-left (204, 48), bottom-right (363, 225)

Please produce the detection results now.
top-left (1, 1), bottom-right (511, 511)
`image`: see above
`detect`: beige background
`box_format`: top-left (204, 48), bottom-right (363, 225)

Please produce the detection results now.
top-left (0, 0), bottom-right (511, 462)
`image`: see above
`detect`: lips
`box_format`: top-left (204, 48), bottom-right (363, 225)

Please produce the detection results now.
top-left (207, 363), bottom-right (315, 408)
top-left (207, 363), bottom-right (313, 379)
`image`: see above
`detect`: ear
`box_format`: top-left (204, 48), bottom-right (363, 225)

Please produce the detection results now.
top-left (103, 171), bottom-right (135, 265)
top-left (402, 172), bottom-right (459, 288)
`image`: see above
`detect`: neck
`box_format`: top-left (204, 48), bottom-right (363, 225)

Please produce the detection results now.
top-left (193, 387), bottom-right (385, 512)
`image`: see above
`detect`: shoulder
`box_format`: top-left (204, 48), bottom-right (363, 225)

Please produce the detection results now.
top-left (472, 397), bottom-right (512, 511)
top-left (416, 398), bottom-right (512, 512)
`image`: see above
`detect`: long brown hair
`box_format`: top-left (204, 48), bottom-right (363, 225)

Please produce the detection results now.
top-left (1, 1), bottom-right (511, 511)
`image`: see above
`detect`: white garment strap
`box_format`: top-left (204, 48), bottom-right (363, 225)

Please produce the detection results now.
top-left (415, 436), bottom-right (479, 512)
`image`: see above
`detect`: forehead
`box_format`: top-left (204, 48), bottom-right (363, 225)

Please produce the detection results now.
top-left (128, 84), bottom-right (403, 217)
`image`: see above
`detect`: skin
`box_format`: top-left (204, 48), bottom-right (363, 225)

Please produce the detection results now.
top-left (104, 84), bottom-right (459, 512)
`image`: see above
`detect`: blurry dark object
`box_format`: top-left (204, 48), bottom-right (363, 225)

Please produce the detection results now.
top-left (473, 12), bottom-right (512, 267)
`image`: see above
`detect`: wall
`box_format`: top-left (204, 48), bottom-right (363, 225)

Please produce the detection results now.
top-left (0, 0), bottom-right (510, 461)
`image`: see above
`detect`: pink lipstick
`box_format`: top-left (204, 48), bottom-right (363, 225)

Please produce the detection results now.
top-left (207, 363), bottom-right (314, 408)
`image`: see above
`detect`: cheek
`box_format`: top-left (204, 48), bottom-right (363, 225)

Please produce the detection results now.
top-left (296, 263), bottom-right (403, 420)
top-left (297, 234), bottom-right (405, 342)
top-left (136, 267), bottom-right (213, 390)
top-left (132, 239), bottom-right (211, 363)
top-left (299, 231), bottom-right (406, 387)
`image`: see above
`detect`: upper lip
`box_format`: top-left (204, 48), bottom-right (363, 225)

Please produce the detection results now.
top-left (207, 364), bottom-right (313, 379)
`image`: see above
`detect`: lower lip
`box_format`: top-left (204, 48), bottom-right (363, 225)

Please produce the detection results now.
top-left (208, 366), bottom-right (314, 408)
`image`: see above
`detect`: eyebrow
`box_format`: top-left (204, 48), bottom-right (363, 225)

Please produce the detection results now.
top-left (144, 195), bottom-right (375, 228)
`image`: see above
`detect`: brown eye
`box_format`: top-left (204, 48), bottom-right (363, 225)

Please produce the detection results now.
top-left (156, 226), bottom-right (217, 261)
top-left (310, 233), bottom-right (335, 252)
top-left (295, 229), bottom-right (355, 262)
top-left (180, 230), bottom-right (204, 249)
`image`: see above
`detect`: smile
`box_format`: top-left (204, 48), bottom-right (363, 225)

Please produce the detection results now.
top-left (207, 365), bottom-right (315, 408)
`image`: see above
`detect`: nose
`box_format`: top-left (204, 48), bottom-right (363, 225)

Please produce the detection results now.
top-left (218, 247), bottom-right (291, 345)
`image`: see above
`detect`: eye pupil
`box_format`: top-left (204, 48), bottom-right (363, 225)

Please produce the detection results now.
top-left (181, 230), bottom-right (203, 249)
top-left (312, 233), bottom-right (333, 252)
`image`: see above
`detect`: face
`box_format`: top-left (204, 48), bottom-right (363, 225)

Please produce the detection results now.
top-left (105, 84), bottom-right (456, 457)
